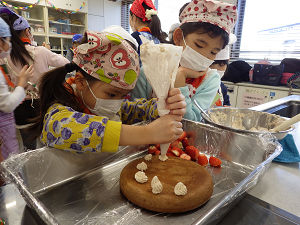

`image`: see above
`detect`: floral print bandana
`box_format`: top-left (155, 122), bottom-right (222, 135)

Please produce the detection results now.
top-left (73, 31), bottom-right (140, 90)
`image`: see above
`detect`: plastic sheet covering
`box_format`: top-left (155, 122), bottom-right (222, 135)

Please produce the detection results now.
top-left (0, 120), bottom-right (282, 225)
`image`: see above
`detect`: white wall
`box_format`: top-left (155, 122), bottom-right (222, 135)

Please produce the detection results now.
top-left (87, 0), bottom-right (121, 31)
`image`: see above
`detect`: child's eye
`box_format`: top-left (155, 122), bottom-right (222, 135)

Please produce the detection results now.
top-left (195, 43), bottom-right (203, 49)
top-left (211, 52), bottom-right (217, 55)
top-left (107, 93), bottom-right (116, 97)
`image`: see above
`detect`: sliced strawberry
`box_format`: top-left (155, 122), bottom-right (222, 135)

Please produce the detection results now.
top-left (180, 153), bottom-right (191, 160)
top-left (154, 150), bottom-right (161, 155)
top-left (170, 140), bottom-right (183, 149)
top-left (171, 147), bottom-right (183, 157)
top-left (155, 144), bottom-right (161, 150)
top-left (185, 146), bottom-right (199, 161)
top-left (177, 131), bottom-right (187, 141)
top-left (148, 145), bottom-right (158, 154)
top-left (166, 152), bottom-right (175, 157)
top-left (198, 154), bottom-right (208, 166)
top-left (182, 137), bottom-right (189, 148)
top-left (209, 156), bottom-right (222, 167)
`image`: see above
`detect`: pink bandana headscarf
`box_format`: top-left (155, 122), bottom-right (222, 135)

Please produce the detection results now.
top-left (73, 31), bottom-right (140, 90)
top-left (180, 0), bottom-right (237, 34)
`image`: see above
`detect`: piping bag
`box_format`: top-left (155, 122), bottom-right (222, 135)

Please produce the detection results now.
top-left (140, 36), bottom-right (183, 157)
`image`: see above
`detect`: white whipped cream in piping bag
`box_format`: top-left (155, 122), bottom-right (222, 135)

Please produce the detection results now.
top-left (140, 36), bottom-right (183, 159)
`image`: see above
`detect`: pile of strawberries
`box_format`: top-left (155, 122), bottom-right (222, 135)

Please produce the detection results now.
top-left (148, 131), bottom-right (222, 167)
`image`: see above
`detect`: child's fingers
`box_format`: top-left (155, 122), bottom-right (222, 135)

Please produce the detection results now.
top-left (167, 100), bottom-right (186, 110)
top-left (20, 65), bottom-right (29, 74)
top-left (166, 93), bottom-right (185, 105)
top-left (170, 108), bottom-right (186, 116)
top-left (168, 88), bottom-right (181, 97)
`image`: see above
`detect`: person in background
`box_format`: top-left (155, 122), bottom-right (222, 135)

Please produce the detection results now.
top-left (34, 31), bottom-right (186, 153)
top-left (168, 23), bottom-right (180, 43)
top-left (0, 17), bottom-right (33, 161)
top-left (171, 0), bottom-right (237, 121)
top-left (66, 34), bottom-right (83, 62)
top-left (129, 0), bottom-right (167, 55)
top-left (209, 45), bottom-right (231, 106)
top-left (0, 7), bottom-right (69, 150)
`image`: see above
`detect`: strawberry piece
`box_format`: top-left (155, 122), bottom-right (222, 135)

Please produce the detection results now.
top-left (148, 146), bottom-right (158, 154)
top-left (166, 152), bottom-right (175, 157)
top-left (170, 140), bottom-right (183, 149)
top-left (209, 156), bottom-right (222, 167)
top-left (171, 147), bottom-right (183, 157)
top-left (177, 131), bottom-right (187, 141)
top-left (198, 154), bottom-right (208, 166)
top-left (154, 150), bottom-right (161, 155)
top-left (155, 144), bottom-right (161, 150)
top-left (185, 146), bottom-right (199, 161)
top-left (180, 153), bottom-right (191, 160)
top-left (182, 137), bottom-right (189, 148)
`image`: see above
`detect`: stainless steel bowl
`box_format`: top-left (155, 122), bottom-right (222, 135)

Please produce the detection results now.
top-left (202, 108), bottom-right (294, 140)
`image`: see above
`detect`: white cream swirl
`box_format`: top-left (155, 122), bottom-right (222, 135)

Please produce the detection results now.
top-left (144, 154), bottom-right (152, 161)
top-left (136, 162), bottom-right (148, 171)
top-left (151, 176), bottom-right (163, 194)
top-left (159, 155), bottom-right (168, 162)
top-left (174, 182), bottom-right (187, 196)
top-left (135, 171), bottom-right (148, 184)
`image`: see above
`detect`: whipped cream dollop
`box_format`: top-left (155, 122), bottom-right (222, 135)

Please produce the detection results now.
top-left (174, 182), bottom-right (187, 196)
top-left (135, 171), bottom-right (148, 183)
top-left (151, 176), bottom-right (163, 194)
top-left (136, 162), bottom-right (148, 171)
top-left (144, 154), bottom-right (152, 161)
top-left (159, 155), bottom-right (168, 162)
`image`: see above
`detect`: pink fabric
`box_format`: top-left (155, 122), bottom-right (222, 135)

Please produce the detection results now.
top-left (73, 31), bottom-right (140, 90)
top-left (130, 0), bottom-right (156, 22)
top-left (7, 45), bottom-right (69, 99)
top-left (180, 0), bottom-right (237, 34)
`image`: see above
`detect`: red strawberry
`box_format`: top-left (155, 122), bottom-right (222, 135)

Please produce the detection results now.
top-left (148, 146), bottom-right (158, 154)
top-left (177, 131), bottom-right (187, 141)
top-left (185, 146), bottom-right (199, 161)
top-left (182, 137), bottom-right (189, 148)
top-left (155, 144), bottom-right (160, 150)
top-left (171, 147), bottom-right (184, 157)
top-left (154, 150), bottom-right (161, 155)
top-left (166, 152), bottom-right (175, 157)
top-left (180, 153), bottom-right (191, 160)
top-left (198, 154), bottom-right (208, 166)
top-left (170, 140), bottom-right (183, 149)
top-left (209, 156), bottom-right (222, 167)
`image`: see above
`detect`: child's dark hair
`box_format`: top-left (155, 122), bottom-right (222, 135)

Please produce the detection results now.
top-left (178, 22), bottom-right (229, 48)
top-left (31, 62), bottom-right (98, 138)
top-left (0, 13), bottom-right (33, 66)
top-left (211, 60), bottom-right (229, 67)
top-left (130, 2), bottom-right (167, 43)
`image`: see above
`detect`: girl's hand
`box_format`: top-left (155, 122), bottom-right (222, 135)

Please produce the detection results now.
top-left (146, 114), bottom-right (183, 144)
top-left (17, 65), bottom-right (34, 88)
top-left (174, 66), bottom-right (207, 88)
top-left (166, 88), bottom-right (186, 117)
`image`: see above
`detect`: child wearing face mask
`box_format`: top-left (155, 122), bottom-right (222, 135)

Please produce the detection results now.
top-left (171, 0), bottom-right (237, 121)
top-left (0, 7), bottom-right (69, 149)
top-left (210, 44), bottom-right (231, 107)
top-left (0, 18), bottom-right (33, 160)
top-left (32, 31), bottom-right (186, 153)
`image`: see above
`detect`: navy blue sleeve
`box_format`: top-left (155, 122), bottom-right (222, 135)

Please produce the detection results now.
top-left (221, 82), bottom-right (231, 106)
top-left (131, 31), bottom-right (142, 55)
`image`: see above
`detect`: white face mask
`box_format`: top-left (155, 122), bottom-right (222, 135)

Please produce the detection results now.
top-left (81, 81), bottom-right (123, 121)
top-left (0, 38), bottom-right (11, 59)
top-left (180, 37), bottom-right (214, 72)
top-left (217, 70), bottom-right (225, 78)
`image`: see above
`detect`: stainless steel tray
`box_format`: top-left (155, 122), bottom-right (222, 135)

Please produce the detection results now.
top-left (1, 120), bottom-right (282, 225)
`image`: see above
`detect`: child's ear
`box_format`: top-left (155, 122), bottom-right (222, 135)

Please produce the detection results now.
top-left (74, 72), bottom-right (87, 91)
top-left (173, 28), bottom-right (184, 46)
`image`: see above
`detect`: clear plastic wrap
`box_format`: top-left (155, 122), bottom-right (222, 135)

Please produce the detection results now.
top-left (0, 120), bottom-right (282, 225)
